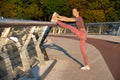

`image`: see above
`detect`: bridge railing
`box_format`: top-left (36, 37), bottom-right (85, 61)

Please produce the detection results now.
top-left (86, 22), bottom-right (120, 35)
top-left (0, 18), bottom-right (120, 80)
top-left (0, 18), bottom-right (56, 80)
top-left (48, 21), bottom-right (120, 36)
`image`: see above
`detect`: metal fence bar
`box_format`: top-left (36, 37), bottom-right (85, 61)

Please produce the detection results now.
top-left (0, 19), bottom-right (55, 79)
top-left (0, 18), bottom-right (56, 27)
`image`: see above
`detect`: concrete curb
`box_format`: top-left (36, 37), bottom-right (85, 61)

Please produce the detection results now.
top-left (40, 59), bottom-right (57, 80)
top-left (19, 59), bottom-right (57, 80)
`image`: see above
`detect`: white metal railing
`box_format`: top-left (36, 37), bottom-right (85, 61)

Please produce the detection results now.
top-left (0, 18), bottom-right (120, 80)
top-left (86, 22), bottom-right (120, 35)
top-left (0, 18), bottom-right (56, 80)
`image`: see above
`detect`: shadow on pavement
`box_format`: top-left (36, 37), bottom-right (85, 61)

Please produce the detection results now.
top-left (45, 44), bottom-right (84, 67)
top-left (49, 35), bottom-right (120, 80)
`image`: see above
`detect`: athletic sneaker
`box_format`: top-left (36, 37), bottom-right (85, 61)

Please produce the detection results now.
top-left (51, 12), bottom-right (57, 22)
top-left (81, 65), bottom-right (90, 70)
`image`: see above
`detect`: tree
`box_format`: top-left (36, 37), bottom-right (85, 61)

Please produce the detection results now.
top-left (0, 0), bottom-right (119, 21)
top-left (41, 0), bottom-right (71, 21)
top-left (83, 10), bottom-right (105, 22)
top-left (106, 11), bottom-right (119, 21)
top-left (0, 0), bottom-right (16, 18)
top-left (0, 0), bottom-right (44, 20)
top-left (14, 0), bottom-right (43, 20)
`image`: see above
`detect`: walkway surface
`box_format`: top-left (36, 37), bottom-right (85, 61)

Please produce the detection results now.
top-left (43, 34), bottom-right (120, 80)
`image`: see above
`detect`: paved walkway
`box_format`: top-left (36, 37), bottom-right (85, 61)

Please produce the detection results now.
top-left (44, 35), bottom-right (116, 80)
top-left (87, 35), bottom-right (120, 80)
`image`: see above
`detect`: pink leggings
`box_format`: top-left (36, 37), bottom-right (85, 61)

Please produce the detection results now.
top-left (57, 21), bottom-right (88, 65)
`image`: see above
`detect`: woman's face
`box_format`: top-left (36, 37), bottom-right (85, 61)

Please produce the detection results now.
top-left (72, 8), bottom-right (79, 17)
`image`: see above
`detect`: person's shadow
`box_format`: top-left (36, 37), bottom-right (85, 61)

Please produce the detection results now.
top-left (45, 43), bottom-right (84, 67)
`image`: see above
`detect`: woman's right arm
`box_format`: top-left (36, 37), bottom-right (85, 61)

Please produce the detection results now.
top-left (57, 15), bottom-right (76, 22)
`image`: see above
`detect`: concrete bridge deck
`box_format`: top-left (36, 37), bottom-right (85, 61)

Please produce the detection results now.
top-left (43, 34), bottom-right (120, 80)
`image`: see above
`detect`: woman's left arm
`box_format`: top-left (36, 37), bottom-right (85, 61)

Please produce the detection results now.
top-left (57, 14), bottom-right (75, 22)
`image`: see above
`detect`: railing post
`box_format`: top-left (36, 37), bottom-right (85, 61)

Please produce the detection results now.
top-left (32, 36), bottom-right (45, 65)
top-left (32, 26), bottom-right (50, 65)
top-left (87, 26), bottom-right (89, 33)
top-left (36, 45), bottom-right (45, 65)
top-left (0, 28), bottom-right (11, 50)
top-left (37, 26), bottom-right (50, 62)
top-left (99, 25), bottom-right (102, 35)
top-left (0, 27), bottom-right (14, 79)
top-left (20, 27), bottom-right (36, 71)
top-left (10, 27), bottom-right (36, 72)
top-left (117, 26), bottom-right (120, 36)
top-left (1, 50), bottom-right (14, 80)
top-left (32, 35), bottom-right (45, 65)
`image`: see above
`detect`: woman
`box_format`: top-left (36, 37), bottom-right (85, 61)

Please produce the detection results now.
top-left (51, 8), bottom-right (90, 70)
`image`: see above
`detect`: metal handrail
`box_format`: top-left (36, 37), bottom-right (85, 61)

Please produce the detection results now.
top-left (0, 17), bottom-right (120, 27)
top-left (0, 18), bottom-right (56, 27)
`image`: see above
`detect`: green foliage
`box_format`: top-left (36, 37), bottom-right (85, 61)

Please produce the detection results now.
top-left (14, 0), bottom-right (43, 19)
top-left (83, 10), bottom-right (105, 22)
top-left (106, 11), bottom-right (119, 21)
top-left (0, 0), bottom-right (119, 22)
top-left (41, 0), bottom-right (71, 20)
top-left (0, 0), bottom-right (16, 18)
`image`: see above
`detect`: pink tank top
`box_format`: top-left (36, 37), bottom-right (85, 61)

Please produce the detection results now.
top-left (75, 17), bottom-right (85, 30)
